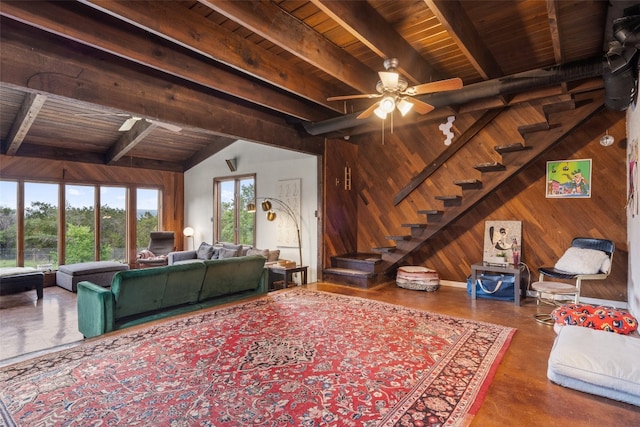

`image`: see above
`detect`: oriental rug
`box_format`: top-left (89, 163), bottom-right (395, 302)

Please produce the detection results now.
top-left (0, 289), bottom-right (515, 426)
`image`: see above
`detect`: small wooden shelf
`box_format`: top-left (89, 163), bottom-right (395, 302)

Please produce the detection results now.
top-left (494, 143), bottom-right (532, 154)
top-left (454, 179), bottom-right (482, 189)
top-left (474, 162), bottom-right (506, 172)
top-left (434, 195), bottom-right (462, 201)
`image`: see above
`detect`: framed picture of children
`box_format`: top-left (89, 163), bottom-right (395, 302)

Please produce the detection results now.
top-left (483, 220), bottom-right (522, 265)
top-left (546, 159), bottom-right (592, 198)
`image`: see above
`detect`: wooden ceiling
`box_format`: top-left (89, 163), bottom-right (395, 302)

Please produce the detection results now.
top-left (0, 1), bottom-right (633, 172)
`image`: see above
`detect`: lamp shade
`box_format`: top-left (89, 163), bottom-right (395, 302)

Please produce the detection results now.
top-left (266, 211), bottom-right (277, 221)
top-left (247, 203), bottom-right (256, 212)
top-left (261, 200), bottom-right (272, 211)
top-left (183, 226), bottom-right (194, 237)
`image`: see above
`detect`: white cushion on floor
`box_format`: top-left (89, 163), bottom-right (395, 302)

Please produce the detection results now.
top-left (547, 325), bottom-right (640, 406)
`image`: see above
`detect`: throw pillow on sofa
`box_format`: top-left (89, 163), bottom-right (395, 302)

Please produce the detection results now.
top-left (268, 249), bottom-right (280, 262)
top-left (222, 243), bottom-right (243, 257)
top-left (196, 242), bottom-right (214, 260)
top-left (219, 247), bottom-right (239, 259)
top-left (247, 248), bottom-right (269, 259)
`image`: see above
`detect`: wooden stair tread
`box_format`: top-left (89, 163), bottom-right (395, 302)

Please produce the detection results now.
top-left (453, 179), bottom-right (482, 189)
top-left (494, 143), bottom-right (532, 154)
top-left (517, 122), bottom-right (549, 136)
top-left (323, 267), bottom-right (374, 278)
top-left (385, 235), bottom-right (411, 241)
top-left (474, 162), bottom-right (506, 172)
top-left (401, 223), bottom-right (427, 228)
top-left (418, 209), bottom-right (444, 215)
top-left (372, 246), bottom-right (396, 253)
top-left (434, 195), bottom-right (461, 200)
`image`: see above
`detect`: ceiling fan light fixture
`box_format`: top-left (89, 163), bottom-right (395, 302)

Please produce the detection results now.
top-left (379, 71), bottom-right (399, 90)
top-left (380, 96), bottom-right (396, 113)
top-left (397, 98), bottom-right (413, 116)
top-left (374, 106), bottom-right (388, 119)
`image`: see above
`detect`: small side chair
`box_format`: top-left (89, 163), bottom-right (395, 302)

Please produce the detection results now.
top-left (136, 231), bottom-right (175, 268)
top-left (532, 237), bottom-right (615, 324)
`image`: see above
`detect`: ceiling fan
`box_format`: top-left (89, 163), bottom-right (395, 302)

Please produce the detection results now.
top-left (327, 58), bottom-right (463, 120)
top-left (74, 112), bottom-right (182, 133)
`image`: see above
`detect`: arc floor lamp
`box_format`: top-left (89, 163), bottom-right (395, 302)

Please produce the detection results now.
top-left (247, 197), bottom-right (302, 266)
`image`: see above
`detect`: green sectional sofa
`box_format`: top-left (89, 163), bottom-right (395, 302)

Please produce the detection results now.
top-left (77, 255), bottom-right (267, 338)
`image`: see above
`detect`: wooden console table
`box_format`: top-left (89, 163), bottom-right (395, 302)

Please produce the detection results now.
top-left (470, 262), bottom-right (524, 306)
top-left (268, 265), bottom-right (308, 290)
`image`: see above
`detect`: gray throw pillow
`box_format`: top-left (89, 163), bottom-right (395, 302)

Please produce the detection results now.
top-left (222, 243), bottom-right (243, 257)
top-left (210, 248), bottom-right (221, 260)
top-left (196, 243), bottom-right (214, 260)
top-left (267, 249), bottom-right (280, 262)
top-left (247, 248), bottom-right (269, 258)
top-left (218, 247), bottom-right (238, 259)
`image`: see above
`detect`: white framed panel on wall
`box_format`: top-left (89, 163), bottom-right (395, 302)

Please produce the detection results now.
top-left (276, 179), bottom-right (300, 247)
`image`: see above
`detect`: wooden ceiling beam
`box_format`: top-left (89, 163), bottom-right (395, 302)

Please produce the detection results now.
top-left (78, 0), bottom-right (341, 112)
top-left (310, 0), bottom-right (443, 85)
top-left (106, 119), bottom-right (157, 164)
top-left (0, 1), bottom-right (333, 121)
top-left (3, 92), bottom-right (47, 155)
top-left (201, 0), bottom-right (376, 93)
top-left (0, 25), bottom-right (324, 157)
top-left (184, 136), bottom-right (237, 171)
top-left (546, 0), bottom-right (564, 64)
top-left (424, 0), bottom-right (503, 80)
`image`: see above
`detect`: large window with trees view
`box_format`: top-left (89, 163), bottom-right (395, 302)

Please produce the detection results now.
top-left (0, 179), bottom-right (162, 267)
top-left (214, 175), bottom-right (255, 246)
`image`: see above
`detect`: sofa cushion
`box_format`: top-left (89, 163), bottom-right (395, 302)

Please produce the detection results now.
top-left (219, 248), bottom-right (239, 259)
top-left (58, 261), bottom-right (128, 276)
top-left (548, 325), bottom-right (640, 406)
top-left (247, 248), bottom-right (269, 258)
top-left (111, 268), bottom-right (168, 319)
top-left (268, 249), bottom-right (280, 262)
top-left (199, 256), bottom-right (266, 300)
top-left (552, 304), bottom-right (638, 335)
top-left (196, 242), bottom-right (214, 260)
top-left (222, 243), bottom-right (243, 257)
top-left (162, 262), bottom-right (206, 306)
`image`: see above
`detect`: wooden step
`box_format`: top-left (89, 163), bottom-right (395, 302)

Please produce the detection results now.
top-left (372, 246), bottom-right (396, 253)
top-left (322, 268), bottom-right (376, 288)
top-left (543, 99), bottom-right (575, 121)
top-left (332, 253), bottom-right (382, 273)
top-left (494, 143), bottom-right (532, 154)
top-left (418, 209), bottom-right (444, 216)
top-left (401, 223), bottom-right (427, 229)
top-left (517, 122), bottom-right (549, 137)
top-left (474, 162), bottom-right (506, 172)
top-left (385, 235), bottom-right (411, 241)
top-left (434, 195), bottom-right (461, 201)
top-left (453, 179), bottom-right (482, 189)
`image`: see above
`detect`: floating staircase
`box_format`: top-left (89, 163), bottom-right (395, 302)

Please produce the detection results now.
top-left (323, 93), bottom-right (604, 288)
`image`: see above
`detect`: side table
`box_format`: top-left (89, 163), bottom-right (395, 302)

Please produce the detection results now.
top-left (268, 265), bottom-right (308, 290)
top-left (470, 262), bottom-right (524, 306)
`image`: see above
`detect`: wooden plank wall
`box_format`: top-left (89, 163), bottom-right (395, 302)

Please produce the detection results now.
top-left (331, 99), bottom-right (627, 302)
top-left (0, 155), bottom-right (184, 266)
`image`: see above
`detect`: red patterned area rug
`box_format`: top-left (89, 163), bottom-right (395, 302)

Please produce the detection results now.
top-left (0, 289), bottom-right (515, 426)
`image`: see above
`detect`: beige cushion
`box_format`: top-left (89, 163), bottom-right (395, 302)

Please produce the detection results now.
top-left (267, 249), bottom-right (280, 262)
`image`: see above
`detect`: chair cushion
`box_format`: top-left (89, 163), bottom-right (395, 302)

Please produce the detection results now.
top-left (551, 304), bottom-right (638, 335)
top-left (547, 325), bottom-right (640, 406)
top-left (554, 247), bottom-right (609, 274)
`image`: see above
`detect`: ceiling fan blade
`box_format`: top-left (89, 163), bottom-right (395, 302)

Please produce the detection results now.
top-left (379, 71), bottom-right (399, 90)
top-left (356, 102), bottom-right (381, 119)
top-left (118, 117), bottom-right (141, 131)
top-left (327, 93), bottom-right (381, 101)
top-left (151, 120), bottom-right (182, 133)
top-left (404, 77), bottom-right (463, 96)
top-left (410, 99), bottom-right (435, 115)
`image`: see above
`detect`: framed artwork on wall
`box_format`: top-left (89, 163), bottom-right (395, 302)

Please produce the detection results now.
top-left (546, 159), bottom-right (592, 198)
top-left (483, 220), bottom-right (522, 264)
top-left (276, 179), bottom-right (301, 247)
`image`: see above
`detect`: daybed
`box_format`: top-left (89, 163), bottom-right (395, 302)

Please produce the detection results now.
top-left (547, 304), bottom-right (640, 406)
top-left (56, 261), bottom-right (129, 292)
top-left (0, 267), bottom-right (44, 299)
top-left (77, 255), bottom-right (267, 338)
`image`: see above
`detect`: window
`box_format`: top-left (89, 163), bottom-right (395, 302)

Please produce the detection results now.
top-left (0, 179), bottom-right (161, 266)
top-left (24, 182), bottom-right (59, 268)
top-left (214, 175), bottom-right (255, 245)
top-left (100, 186), bottom-right (127, 262)
top-left (65, 184), bottom-right (96, 264)
top-left (136, 188), bottom-right (160, 252)
top-left (0, 180), bottom-right (17, 267)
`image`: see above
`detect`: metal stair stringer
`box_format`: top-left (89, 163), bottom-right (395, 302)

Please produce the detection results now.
top-left (377, 92), bottom-right (605, 274)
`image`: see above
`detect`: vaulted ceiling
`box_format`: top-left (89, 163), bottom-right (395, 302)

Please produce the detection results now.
top-left (0, 1), bottom-right (635, 172)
